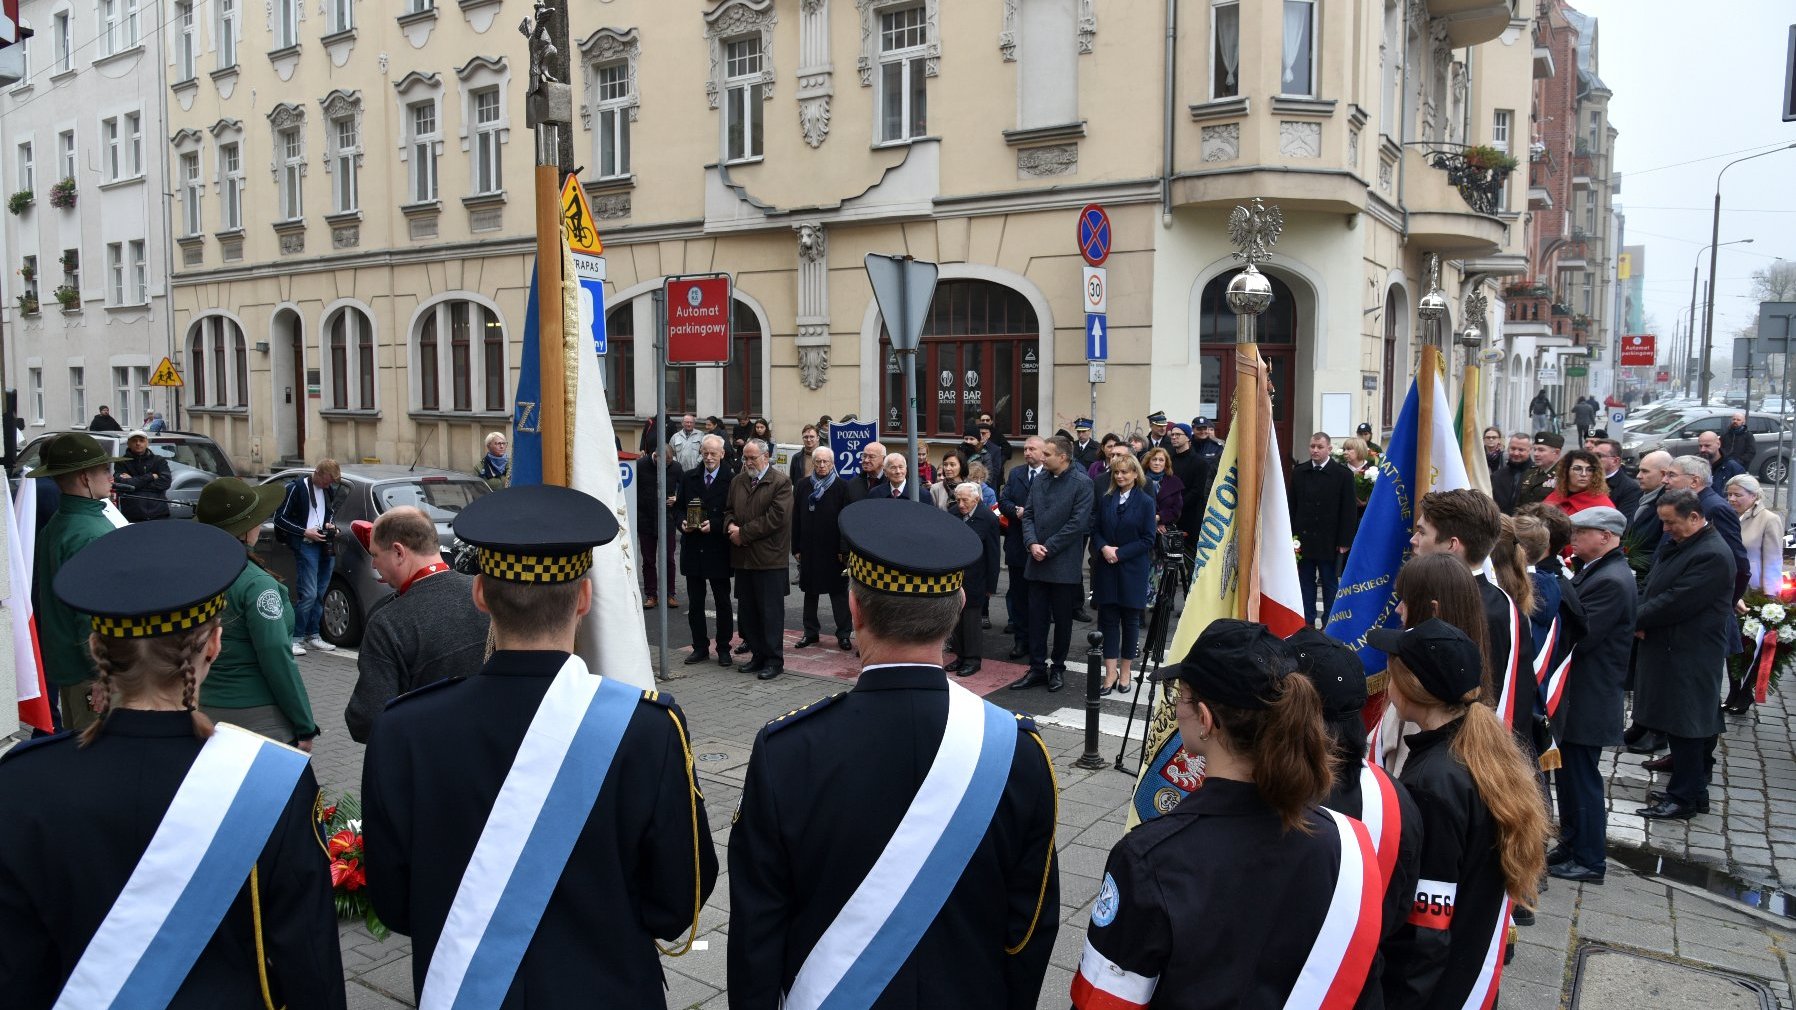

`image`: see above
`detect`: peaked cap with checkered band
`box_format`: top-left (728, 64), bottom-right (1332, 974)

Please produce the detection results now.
top-left (451, 483), bottom-right (619, 584)
top-left (54, 521), bottom-right (246, 638)
top-left (838, 498), bottom-right (981, 597)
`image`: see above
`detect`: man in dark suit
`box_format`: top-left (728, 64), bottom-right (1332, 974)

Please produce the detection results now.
top-left (677, 434), bottom-right (735, 667)
top-left (1592, 438), bottom-right (1639, 522)
top-left (792, 446), bottom-right (854, 652)
top-left (1289, 432), bottom-right (1359, 627)
top-left (1141, 410), bottom-right (1171, 454)
top-left (727, 499), bottom-right (1058, 1009)
top-left (1490, 432), bottom-right (1533, 514)
top-left (946, 482), bottom-right (1002, 676)
top-left (1071, 419), bottom-right (1101, 468)
top-left (999, 437), bottom-right (1045, 659)
top-left (1552, 506), bottom-right (1637, 880)
top-left (845, 441), bottom-right (888, 501)
top-left (1634, 489), bottom-right (1736, 820)
top-left (1010, 435), bottom-right (1093, 693)
top-left (1663, 455), bottom-right (1749, 602)
top-left (1625, 449), bottom-right (1673, 552)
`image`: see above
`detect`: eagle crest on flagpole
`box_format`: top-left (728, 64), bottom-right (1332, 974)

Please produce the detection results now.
top-left (1227, 197), bottom-right (1283, 267)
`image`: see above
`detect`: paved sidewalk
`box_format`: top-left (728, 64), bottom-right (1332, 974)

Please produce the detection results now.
top-left (295, 638), bottom-right (1796, 1009)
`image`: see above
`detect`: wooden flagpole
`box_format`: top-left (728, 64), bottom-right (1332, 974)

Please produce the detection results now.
top-left (524, 6), bottom-right (570, 487)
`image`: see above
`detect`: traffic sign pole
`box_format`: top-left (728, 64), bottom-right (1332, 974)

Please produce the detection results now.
top-left (865, 254), bottom-right (939, 501)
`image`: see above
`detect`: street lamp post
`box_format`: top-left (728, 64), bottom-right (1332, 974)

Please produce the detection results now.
top-left (1699, 144), bottom-right (1795, 403)
top-left (1687, 239), bottom-right (1753, 398)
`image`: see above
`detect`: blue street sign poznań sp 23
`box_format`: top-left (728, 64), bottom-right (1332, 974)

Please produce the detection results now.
top-left (1086, 314), bottom-right (1108, 361)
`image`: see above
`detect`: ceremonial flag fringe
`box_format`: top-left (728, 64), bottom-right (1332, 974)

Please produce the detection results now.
top-left (4, 479), bottom-right (52, 732)
top-left (1126, 345), bottom-right (1304, 829)
top-left (1456, 364), bottom-right (1492, 497)
top-left (1325, 347), bottom-right (1470, 729)
top-left (509, 241), bottom-right (655, 692)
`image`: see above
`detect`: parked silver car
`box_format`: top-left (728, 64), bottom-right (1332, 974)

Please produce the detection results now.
top-left (251, 465), bottom-right (490, 646)
top-left (13, 430), bottom-right (237, 519)
top-left (1619, 409), bottom-right (1794, 483)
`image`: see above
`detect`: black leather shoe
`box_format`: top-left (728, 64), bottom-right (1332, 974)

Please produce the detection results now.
top-left (683, 651), bottom-right (711, 666)
top-left (1548, 862), bottom-right (1606, 883)
top-left (1626, 732), bottom-right (1667, 755)
top-left (734, 642), bottom-right (751, 655)
top-left (944, 657), bottom-right (964, 674)
top-left (1642, 754), bottom-right (1674, 772)
top-left (1007, 669), bottom-right (1048, 691)
top-left (739, 658), bottom-right (768, 674)
top-left (1116, 679), bottom-right (1132, 695)
top-left (717, 652), bottom-right (734, 668)
top-left (1512, 906), bottom-right (1535, 927)
top-left (794, 635), bottom-right (819, 649)
top-left (1008, 645), bottom-right (1028, 660)
top-left (1637, 799), bottom-right (1700, 820)
top-left (1546, 845), bottom-right (1573, 866)
top-left (1002, 622), bottom-right (1015, 634)
top-left (956, 661), bottom-right (982, 678)
top-left (1645, 790), bottom-right (1709, 813)
top-left (1047, 668), bottom-right (1065, 692)
top-left (1074, 609), bottom-right (1094, 623)
top-left (838, 636), bottom-right (853, 651)
top-left (756, 664), bottom-right (783, 681)
top-left (981, 617), bottom-right (991, 630)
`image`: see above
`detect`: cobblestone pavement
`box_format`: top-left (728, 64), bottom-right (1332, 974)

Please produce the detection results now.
top-left (293, 570), bottom-right (1796, 1009)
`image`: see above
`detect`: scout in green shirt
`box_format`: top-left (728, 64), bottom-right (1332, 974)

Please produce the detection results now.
top-left (193, 477), bottom-right (321, 747)
top-left (27, 433), bottom-right (126, 731)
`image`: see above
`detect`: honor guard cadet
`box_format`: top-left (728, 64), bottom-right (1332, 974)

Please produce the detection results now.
top-left (361, 484), bottom-right (717, 1009)
top-left (728, 498), bottom-right (1060, 1010)
top-left (0, 520), bottom-right (345, 1009)
top-left (1073, 621), bottom-right (1381, 1010)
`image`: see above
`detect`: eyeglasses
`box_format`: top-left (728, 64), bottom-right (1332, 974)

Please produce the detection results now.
top-left (1567, 465), bottom-right (1594, 474)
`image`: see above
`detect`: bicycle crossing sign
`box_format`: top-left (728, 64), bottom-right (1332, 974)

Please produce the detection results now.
top-left (560, 175), bottom-right (603, 256)
top-left (149, 357), bottom-right (184, 387)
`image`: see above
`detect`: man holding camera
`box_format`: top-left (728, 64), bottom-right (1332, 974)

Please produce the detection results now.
top-left (274, 458), bottom-right (341, 656)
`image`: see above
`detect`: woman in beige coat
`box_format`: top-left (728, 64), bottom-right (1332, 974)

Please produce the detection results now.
top-left (1726, 473), bottom-right (1784, 597)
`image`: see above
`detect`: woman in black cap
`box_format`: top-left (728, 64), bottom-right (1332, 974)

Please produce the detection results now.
top-left (0, 520), bottom-right (344, 1008)
top-left (1074, 619), bottom-right (1383, 1009)
top-left (193, 477), bottom-right (322, 750)
top-left (1371, 618), bottom-right (1547, 1010)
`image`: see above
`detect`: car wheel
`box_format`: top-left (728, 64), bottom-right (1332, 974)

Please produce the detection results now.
top-left (1760, 455), bottom-right (1790, 485)
top-left (321, 578), bottom-right (364, 647)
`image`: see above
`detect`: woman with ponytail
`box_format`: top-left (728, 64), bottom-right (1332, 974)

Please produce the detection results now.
top-left (1371, 619), bottom-right (1549, 1010)
top-left (0, 520), bottom-right (344, 1008)
top-left (1073, 620), bottom-right (1384, 1009)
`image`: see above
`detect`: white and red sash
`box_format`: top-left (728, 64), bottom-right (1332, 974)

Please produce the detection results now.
top-left (1461, 896), bottom-right (1512, 1010)
top-left (1536, 618), bottom-right (1574, 720)
top-left (1356, 761), bottom-right (1402, 886)
top-left (1492, 591), bottom-right (1522, 730)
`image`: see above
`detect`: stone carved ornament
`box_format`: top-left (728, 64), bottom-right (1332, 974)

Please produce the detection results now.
top-left (799, 346), bottom-right (830, 390)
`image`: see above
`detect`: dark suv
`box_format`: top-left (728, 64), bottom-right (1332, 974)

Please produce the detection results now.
top-left (12, 430), bottom-right (238, 519)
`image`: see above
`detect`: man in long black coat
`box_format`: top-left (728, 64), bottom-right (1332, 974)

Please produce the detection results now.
top-left (946, 481), bottom-right (1002, 676)
top-left (1633, 489), bottom-right (1735, 821)
top-left (1289, 432), bottom-right (1359, 627)
top-left (999, 437), bottom-right (1045, 660)
top-left (1490, 433), bottom-right (1532, 514)
top-left (1552, 506), bottom-right (1637, 881)
top-left (792, 446), bottom-right (853, 651)
top-left (677, 434), bottom-right (735, 666)
top-left (1592, 438), bottom-right (1640, 523)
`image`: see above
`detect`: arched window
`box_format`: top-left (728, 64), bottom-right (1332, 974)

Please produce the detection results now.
top-left (603, 302), bottom-right (635, 414)
top-left (324, 306), bottom-right (376, 411)
top-left (185, 315), bottom-right (249, 408)
top-left (879, 280), bottom-right (1039, 439)
top-left (413, 298), bottom-right (506, 414)
top-left (722, 300), bottom-right (762, 420)
top-left (1197, 271), bottom-right (1297, 450)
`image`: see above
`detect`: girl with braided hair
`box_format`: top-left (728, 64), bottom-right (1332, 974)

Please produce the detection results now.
top-left (0, 520), bottom-right (344, 1008)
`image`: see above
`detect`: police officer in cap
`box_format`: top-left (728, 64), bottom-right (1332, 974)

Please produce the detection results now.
top-left (361, 483), bottom-right (717, 1008)
top-left (1143, 410), bottom-right (1171, 453)
top-left (1073, 620), bottom-right (1381, 1010)
top-left (1190, 415), bottom-right (1225, 468)
top-left (728, 497), bottom-right (1059, 1010)
top-left (1071, 418), bottom-right (1101, 468)
top-left (0, 520), bottom-right (345, 1008)
top-left (1288, 627), bottom-right (1423, 1010)
top-left (1357, 422), bottom-right (1384, 456)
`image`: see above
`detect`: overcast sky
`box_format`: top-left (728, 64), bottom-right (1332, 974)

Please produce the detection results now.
top-left (1571, 0), bottom-right (1794, 366)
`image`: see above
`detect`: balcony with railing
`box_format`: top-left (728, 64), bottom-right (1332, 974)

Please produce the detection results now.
top-left (1404, 143), bottom-right (1512, 255)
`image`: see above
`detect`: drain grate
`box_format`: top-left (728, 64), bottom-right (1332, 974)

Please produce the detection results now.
top-left (1570, 942), bottom-right (1776, 1009)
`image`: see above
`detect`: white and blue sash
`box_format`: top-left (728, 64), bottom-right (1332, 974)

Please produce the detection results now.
top-left (785, 682), bottom-right (1018, 1010)
top-left (420, 657), bottom-right (640, 1010)
top-left (54, 724), bottom-right (309, 1010)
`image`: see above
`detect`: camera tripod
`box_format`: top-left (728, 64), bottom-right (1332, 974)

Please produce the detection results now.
top-left (1114, 533), bottom-right (1193, 774)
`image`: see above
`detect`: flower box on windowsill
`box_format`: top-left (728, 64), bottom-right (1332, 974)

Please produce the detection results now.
top-left (49, 179), bottom-right (77, 209)
top-left (16, 296), bottom-right (38, 315)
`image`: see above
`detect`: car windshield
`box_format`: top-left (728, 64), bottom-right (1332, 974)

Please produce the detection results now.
top-left (151, 442), bottom-right (233, 476)
top-left (375, 478), bottom-right (488, 522)
top-left (1634, 412), bottom-right (1695, 436)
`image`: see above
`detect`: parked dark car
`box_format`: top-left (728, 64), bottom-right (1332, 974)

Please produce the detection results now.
top-left (12, 430), bottom-right (237, 519)
top-left (252, 465), bottom-right (490, 646)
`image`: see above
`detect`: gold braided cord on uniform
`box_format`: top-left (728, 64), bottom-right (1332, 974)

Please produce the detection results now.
top-left (90, 594), bottom-right (227, 639)
top-left (845, 551), bottom-right (963, 596)
top-left (250, 867), bottom-right (287, 1010)
top-left (654, 705), bottom-right (704, 958)
top-left (476, 548), bottom-right (593, 583)
top-left (1005, 729), bottom-right (1057, 956)
top-left (310, 789), bottom-right (330, 857)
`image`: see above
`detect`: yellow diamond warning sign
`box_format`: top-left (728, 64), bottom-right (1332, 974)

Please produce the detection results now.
top-left (149, 357), bottom-right (184, 388)
top-left (560, 175), bottom-right (603, 256)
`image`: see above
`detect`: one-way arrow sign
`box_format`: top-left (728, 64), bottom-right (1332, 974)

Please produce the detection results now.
top-left (1086, 313), bottom-right (1108, 361)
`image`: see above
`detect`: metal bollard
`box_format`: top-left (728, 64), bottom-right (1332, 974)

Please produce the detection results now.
top-left (1075, 630), bottom-right (1107, 769)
